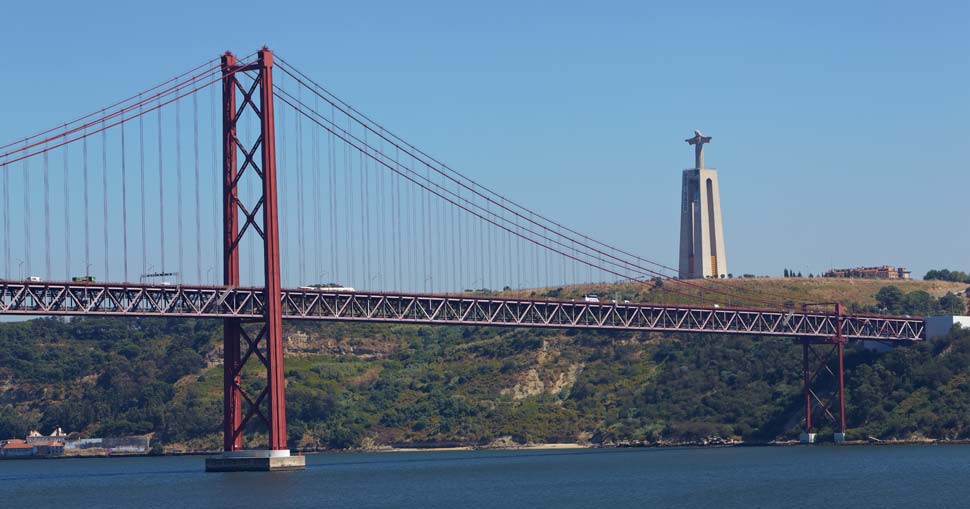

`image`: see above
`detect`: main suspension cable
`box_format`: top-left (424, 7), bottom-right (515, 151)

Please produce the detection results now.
top-left (275, 56), bottom-right (802, 306)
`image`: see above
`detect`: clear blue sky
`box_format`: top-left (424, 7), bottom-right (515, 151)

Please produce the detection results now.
top-left (2, 0), bottom-right (968, 280)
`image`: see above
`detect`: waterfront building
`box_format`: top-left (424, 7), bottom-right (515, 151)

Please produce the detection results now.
top-left (0, 439), bottom-right (35, 458)
top-left (27, 427), bottom-right (67, 445)
top-left (33, 441), bottom-right (65, 457)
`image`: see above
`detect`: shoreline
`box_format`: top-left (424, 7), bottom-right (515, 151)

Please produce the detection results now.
top-left (5, 438), bottom-right (970, 461)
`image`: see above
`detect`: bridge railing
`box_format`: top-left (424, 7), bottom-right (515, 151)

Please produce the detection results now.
top-left (0, 280), bottom-right (924, 342)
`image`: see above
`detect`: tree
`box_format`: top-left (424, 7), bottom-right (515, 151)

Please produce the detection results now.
top-left (902, 291), bottom-right (935, 315)
top-left (876, 286), bottom-right (904, 314)
top-left (0, 405), bottom-right (33, 439)
top-left (924, 269), bottom-right (970, 283)
top-left (783, 269), bottom-right (790, 278)
top-left (938, 293), bottom-right (965, 315)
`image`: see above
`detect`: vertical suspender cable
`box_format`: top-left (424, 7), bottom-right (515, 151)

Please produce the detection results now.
top-left (158, 99), bottom-right (166, 273)
top-left (437, 173), bottom-right (445, 290)
top-left (24, 142), bottom-right (31, 278)
top-left (365, 134), bottom-right (376, 289)
top-left (296, 86), bottom-right (306, 285)
top-left (534, 220), bottom-right (540, 287)
top-left (329, 104), bottom-right (338, 283)
top-left (435, 173), bottom-right (442, 290)
top-left (572, 239), bottom-right (578, 284)
top-left (356, 137), bottom-right (363, 285)
top-left (193, 92), bottom-right (202, 283)
top-left (488, 199), bottom-right (496, 289)
top-left (407, 153), bottom-right (416, 290)
top-left (294, 87), bottom-right (313, 284)
top-left (456, 187), bottom-right (462, 289)
top-left (313, 94), bottom-right (322, 284)
top-left (468, 192), bottom-right (475, 288)
top-left (432, 168), bottom-right (439, 289)
top-left (419, 159), bottom-right (425, 290)
top-left (486, 200), bottom-right (493, 289)
top-left (378, 135), bottom-right (386, 290)
top-left (3, 152), bottom-right (9, 277)
top-left (83, 129), bottom-right (90, 276)
top-left (394, 148), bottom-right (402, 290)
top-left (210, 86), bottom-right (218, 283)
top-left (63, 144), bottom-right (71, 277)
top-left (345, 117), bottom-right (354, 286)
top-left (278, 75), bottom-right (288, 286)
top-left (176, 95), bottom-right (184, 282)
top-left (450, 174), bottom-right (457, 291)
top-left (361, 132), bottom-right (369, 286)
top-left (121, 113), bottom-right (129, 282)
top-left (478, 197), bottom-right (484, 286)
top-left (515, 213), bottom-right (521, 288)
top-left (542, 224), bottom-right (549, 287)
top-left (102, 119), bottom-right (110, 280)
top-left (421, 155), bottom-right (429, 291)
top-left (43, 143), bottom-right (51, 279)
top-left (561, 229), bottom-right (567, 286)
top-left (139, 97), bottom-right (147, 277)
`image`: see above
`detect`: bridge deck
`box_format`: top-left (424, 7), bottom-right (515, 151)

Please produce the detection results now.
top-left (0, 280), bottom-right (924, 341)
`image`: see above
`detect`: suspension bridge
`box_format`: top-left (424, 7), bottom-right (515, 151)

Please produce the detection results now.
top-left (0, 48), bottom-right (924, 470)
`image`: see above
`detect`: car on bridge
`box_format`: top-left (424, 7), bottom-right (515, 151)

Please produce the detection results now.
top-left (300, 284), bottom-right (356, 292)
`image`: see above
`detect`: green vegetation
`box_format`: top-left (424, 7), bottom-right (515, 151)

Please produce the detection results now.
top-left (868, 286), bottom-right (965, 315)
top-left (0, 281), bottom-right (968, 450)
top-left (924, 269), bottom-right (970, 284)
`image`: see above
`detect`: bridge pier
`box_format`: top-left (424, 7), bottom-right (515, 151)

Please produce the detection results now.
top-left (205, 450), bottom-right (305, 472)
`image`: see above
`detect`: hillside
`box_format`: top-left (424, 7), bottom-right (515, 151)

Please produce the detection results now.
top-left (0, 278), bottom-right (968, 452)
top-left (497, 277), bottom-right (968, 310)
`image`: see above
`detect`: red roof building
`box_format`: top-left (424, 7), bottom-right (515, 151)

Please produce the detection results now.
top-left (1, 439), bottom-right (36, 457)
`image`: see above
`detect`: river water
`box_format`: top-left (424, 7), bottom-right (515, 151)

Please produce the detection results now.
top-left (1, 445), bottom-right (967, 508)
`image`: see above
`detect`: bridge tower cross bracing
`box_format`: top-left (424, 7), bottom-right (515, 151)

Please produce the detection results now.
top-left (208, 48), bottom-right (302, 471)
top-left (800, 303), bottom-right (848, 444)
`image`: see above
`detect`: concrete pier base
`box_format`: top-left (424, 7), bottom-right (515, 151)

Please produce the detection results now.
top-left (205, 450), bottom-right (306, 472)
top-left (833, 433), bottom-right (846, 443)
top-left (799, 433), bottom-right (816, 444)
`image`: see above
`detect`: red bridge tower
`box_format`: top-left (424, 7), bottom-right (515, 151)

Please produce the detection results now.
top-left (206, 48), bottom-right (304, 472)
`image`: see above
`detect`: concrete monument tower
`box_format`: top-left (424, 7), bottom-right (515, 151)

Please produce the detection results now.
top-left (678, 130), bottom-right (727, 279)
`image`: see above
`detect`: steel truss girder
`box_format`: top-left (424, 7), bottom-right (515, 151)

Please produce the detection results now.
top-left (0, 280), bottom-right (925, 342)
